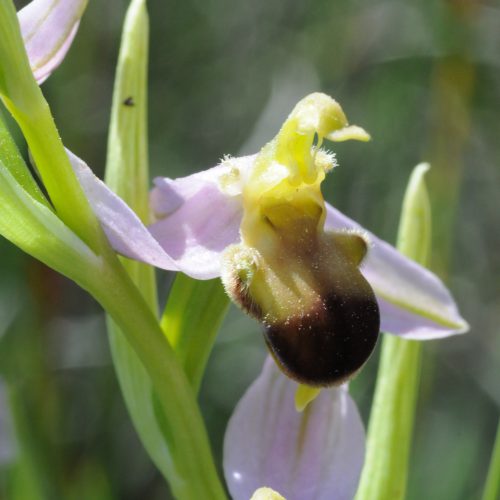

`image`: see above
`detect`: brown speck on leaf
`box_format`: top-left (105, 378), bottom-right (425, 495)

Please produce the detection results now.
top-left (123, 96), bottom-right (135, 107)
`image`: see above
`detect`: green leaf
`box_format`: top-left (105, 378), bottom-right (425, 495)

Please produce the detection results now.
top-left (103, 0), bottom-right (170, 481)
top-left (103, 0), bottom-right (173, 481)
top-left (0, 157), bottom-right (99, 288)
top-left (356, 164), bottom-right (431, 500)
top-left (106, 320), bottom-right (176, 480)
top-left (396, 163), bottom-right (431, 265)
top-left (161, 273), bottom-right (230, 393)
top-left (0, 112), bottom-right (49, 208)
top-left (103, 1), bottom-right (227, 497)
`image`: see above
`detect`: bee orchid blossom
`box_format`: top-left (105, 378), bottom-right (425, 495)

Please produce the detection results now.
top-left (17, 14), bottom-right (467, 382)
top-left (70, 93), bottom-right (468, 383)
top-left (17, 7), bottom-right (468, 498)
top-left (66, 95), bottom-right (469, 500)
top-left (69, 94), bottom-right (469, 500)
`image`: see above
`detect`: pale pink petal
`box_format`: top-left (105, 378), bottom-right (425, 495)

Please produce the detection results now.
top-left (148, 156), bottom-right (254, 279)
top-left (325, 205), bottom-right (469, 339)
top-left (68, 151), bottom-right (245, 279)
top-left (68, 151), bottom-right (180, 272)
top-left (223, 358), bottom-right (365, 500)
top-left (19, 0), bottom-right (87, 83)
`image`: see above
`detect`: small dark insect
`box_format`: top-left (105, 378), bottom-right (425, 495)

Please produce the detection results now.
top-left (123, 96), bottom-right (135, 107)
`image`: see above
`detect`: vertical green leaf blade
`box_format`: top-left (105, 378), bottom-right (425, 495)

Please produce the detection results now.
top-left (482, 419), bottom-right (500, 500)
top-left (103, 0), bottom-right (168, 480)
top-left (356, 163), bottom-right (431, 500)
top-left (161, 274), bottom-right (230, 393)
top-left (103, 2), bottom-right (227, 497)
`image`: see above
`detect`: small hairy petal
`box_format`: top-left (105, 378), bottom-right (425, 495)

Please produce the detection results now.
top-left (223, 358), bottom-right (365, 500)
top-left (19, 0), bottom-right (87, 83)
top-left (325, 204), bottom-right (469, 338)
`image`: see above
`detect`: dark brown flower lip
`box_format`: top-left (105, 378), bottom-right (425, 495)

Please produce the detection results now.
top-left (263, 284), bottom-right (380, 387)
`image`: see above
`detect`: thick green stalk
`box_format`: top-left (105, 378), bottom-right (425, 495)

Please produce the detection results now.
top-left (482, 419), bottom-right (500, 500)
top-left (0, 155), bottom-right (225, 498)
top-left (92, 255), bottom-right (227, 500)
top-left (103, 1), bottom-right (226, 497)
top-left (0, 0), bottom-right (102, 249)
top-left (355, 163), bottom-right (431, 500)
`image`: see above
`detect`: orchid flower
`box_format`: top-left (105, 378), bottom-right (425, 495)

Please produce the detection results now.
top-left (67, 93), bottom-right (467, 500)
top-left (70, 93), bottom-right (468, 384)
top-left (18, 0), bottom-right (88, 84)
top-left (14, 11), bottom-right (467, 382)
top-left (11, 4), bottom-right (470, 499)
top-left (15, 2), bottom-right (467, 354)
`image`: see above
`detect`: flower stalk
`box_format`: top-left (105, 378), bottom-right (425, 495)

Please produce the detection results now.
top-left (355, 163), bottom-right (431, 500)
top-left (90, 256), bottom-right (227, 500)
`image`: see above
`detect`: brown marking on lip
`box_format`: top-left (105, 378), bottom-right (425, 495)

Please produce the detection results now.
top-left (223, 223), bottom-right (380, 386)
top-left (263, 271), bottom-right (380, 387)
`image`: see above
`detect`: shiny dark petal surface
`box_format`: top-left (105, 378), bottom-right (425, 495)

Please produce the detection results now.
top-left (264, 273), bottom-right (380, 386)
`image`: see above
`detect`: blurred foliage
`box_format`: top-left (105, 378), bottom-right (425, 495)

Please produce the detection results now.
top-left (2, 0), bottom-right (499, 498)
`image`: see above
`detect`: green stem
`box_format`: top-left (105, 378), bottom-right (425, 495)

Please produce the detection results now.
top-left (355, 164), bottom-right (431, 500)
top-left (92, 255), bottom-right (226, 500)
top-left (482, 418), bottom-right (500, 500)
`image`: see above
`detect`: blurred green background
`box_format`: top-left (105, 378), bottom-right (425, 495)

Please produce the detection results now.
top-left (1, 0), bottom-right (499, 498)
